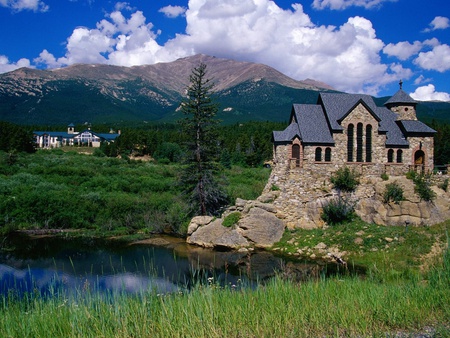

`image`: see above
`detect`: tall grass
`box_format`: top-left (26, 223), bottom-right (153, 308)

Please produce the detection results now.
top-left (1, 247), bottom-right (448, 337)
top-left (0, 151), bottom-right (270, 235)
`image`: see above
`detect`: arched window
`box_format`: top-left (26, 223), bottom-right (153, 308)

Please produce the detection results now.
top-left (396, 149), bottom-right (403, 163)
top-left (356, 123), bottom-right (363, 162)
top-left (387, 149), bottom-right (394, 163)
top-left (325, 147), bottom-right (332, 162)
top-left (292, 144), bottom-right (301, 167)
top-left (347, 124), bottom-right (354, 162)
top-left (315, 147), bottom-right (322, 161)
top-left (365, 124), bottom-right (372, 162)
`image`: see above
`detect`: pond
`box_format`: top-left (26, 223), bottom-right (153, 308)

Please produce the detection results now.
top-left (0, 232), bottom-right (356, 298)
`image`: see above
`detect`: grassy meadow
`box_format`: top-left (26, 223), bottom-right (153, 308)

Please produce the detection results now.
top-left (1, 149), bottom-right (449, 337)
top-left (0, 149), bottom-right (270, 236)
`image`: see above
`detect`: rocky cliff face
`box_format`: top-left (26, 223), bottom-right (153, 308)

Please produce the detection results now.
top-left (265, 168), bottom-right (450, 230)
top-left (187, 171), bottom-right (450, 250)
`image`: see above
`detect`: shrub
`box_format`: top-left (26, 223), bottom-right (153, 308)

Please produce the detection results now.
top-left (271, 184), bottom-right (280, 191)
top-left (330, 167), bottom-right (359, 192)
top-left (406, 170), bottom-right (416, 180)
top-left (413, 174), bottom-right (436, 201)
top-left (383, 182), bottom-right (404, 204)
top-left (438, 178), bottom-right (449, 192)
top-left (381, 173), bottom-right (389, 181)
top-left (222, 212), bottom-right (241, 227)
top-left (321, 197), bottom-right (354, 225)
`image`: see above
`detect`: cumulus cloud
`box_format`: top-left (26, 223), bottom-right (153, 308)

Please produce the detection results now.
top-left (0, 0), bottom-right (48, 12)
top-left (414, 44), bottom-right (450, 72)
top-left (312, 0), bottom-right (397, 10)
top-left (383, 41), bottom-right (422, 60)
top-left (423, 16), bottom-right (450, 32)
top-left (0, 55), bottom-right (31, 73)
top-left (32, 0), bottom-right (415, 95)
top-left (159, 5), bottom-right (186, 18)
top-left (410, 84), bottom-right (450, 102)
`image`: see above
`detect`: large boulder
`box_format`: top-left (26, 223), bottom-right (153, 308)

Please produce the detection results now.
top-left (237, 207), bottom-right (285, 248)
top-left (187, 218), bottom-right (249, 249)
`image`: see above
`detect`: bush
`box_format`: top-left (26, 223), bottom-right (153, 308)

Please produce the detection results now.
top-left (321, 197), bottom-right (354, 225)
top-left (383, 182), bottom-right (404, 204)
top-left (413, 174), bottom-right (436, 201)
top-left (222, 212), bottom-right (241, 227)
top-left (438, 178), bottom-right (449, 192)
top-left (153, 142), bottom-right (183, 163)
top-left (271, 184), bottom-right (280, 191)
top-left (330, 167), bottom-right (359, 192)
top-left (381, 173), bottom-right (389, 181)
top-left (406, 170), bottom-right (417, 180)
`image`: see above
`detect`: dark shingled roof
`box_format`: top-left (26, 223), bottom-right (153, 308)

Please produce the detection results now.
top-left (319, 92), bottom-right (379, 131)
top-left (375, 107), bottom-right (409, 146)
top-left (384, 89), bottom-right (417, 106)
top-left (398, 120), bottom-right (436, 134)
top-left (272, 122), bottom-right (300, 142)
top-left (273, 91), bottom-right (433, 148)
top-left (293, 104), bottom-right (334, 144)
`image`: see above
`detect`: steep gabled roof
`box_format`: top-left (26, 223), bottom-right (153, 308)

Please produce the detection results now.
top-left (318, 92), bottom-right (379, 131)
top-left (293, 104), bottom-right (334, 144)
top-left (384, 89), bottom-right (417, 106)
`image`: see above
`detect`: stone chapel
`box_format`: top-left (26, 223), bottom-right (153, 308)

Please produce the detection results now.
top-left (272, 82), bottom-right (436, 177)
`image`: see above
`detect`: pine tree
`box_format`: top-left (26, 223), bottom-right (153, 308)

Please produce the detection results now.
top-left (179, 63), bottom-right (228, 216)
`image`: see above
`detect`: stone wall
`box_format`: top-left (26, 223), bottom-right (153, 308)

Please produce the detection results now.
top-left (390, 105), bottom-right (417, 120)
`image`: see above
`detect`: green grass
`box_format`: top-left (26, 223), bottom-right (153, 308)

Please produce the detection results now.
top-left (0, 150), bottom-right (270, 235)
top-left (273, 218), bottom-right (450, 281)
top-left (1, 251), bottom-right (448, 337)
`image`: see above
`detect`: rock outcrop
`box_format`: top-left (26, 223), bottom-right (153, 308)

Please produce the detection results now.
top-left (187, 192), bottom-right (285, 250)
top-left (266, 171), bottom-right (450, 229)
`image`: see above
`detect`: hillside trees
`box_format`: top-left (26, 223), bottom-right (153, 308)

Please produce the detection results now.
top-left (179, 63), bottom-right (228, 216)
top-left (0, 121), bottom-right (35, 153)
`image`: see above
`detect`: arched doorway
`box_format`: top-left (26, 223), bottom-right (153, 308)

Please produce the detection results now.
top-left (414, 150), bottom-right (425, 165)
top-left (292, 144), bottom-right (301, 167)
top-left (414, 150), bottom-right (425, 172)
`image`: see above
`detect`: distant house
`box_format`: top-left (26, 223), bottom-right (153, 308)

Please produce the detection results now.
top-left (272, 82), bottom-right (436, 175)
top-left (34, 123), bottom-right (120, 149)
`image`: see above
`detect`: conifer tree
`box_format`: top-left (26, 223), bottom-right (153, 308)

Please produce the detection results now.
top-left (179, 63), bottom-right (228, 216)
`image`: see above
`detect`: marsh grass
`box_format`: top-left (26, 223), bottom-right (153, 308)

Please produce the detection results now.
top-left (1, 253), bottom-right (448, 338)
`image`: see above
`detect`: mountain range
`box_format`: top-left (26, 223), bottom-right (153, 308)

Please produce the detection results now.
top-left (0, 54), bottom-right (449, 126)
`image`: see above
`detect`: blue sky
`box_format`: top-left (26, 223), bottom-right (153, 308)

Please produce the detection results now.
top-left (1, 0), bottom-right (449, 100)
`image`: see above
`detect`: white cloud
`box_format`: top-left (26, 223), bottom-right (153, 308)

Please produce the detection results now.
top-left (0, 55), bottom-right (31, 73)
top-left (413, 75), bottom-right (431, 86)
top-left (414, 44), bottom-right (450, 72)
top-left (31, 0), bottom-right (416, 95)
top-left (312, 0), bottom-right (397, 10)
top-left (383, 41), bottom-right (422, 60)
top-left (33, 49), bottom-right (62, 68)
top-left (159, 5), bottom-right (186, 18)
top-left (410, 84), bottom-right (450, 102)
top-left (423, 16), bottom-right (450, 32)
top-left (0, 0), bottom-right (48, 12)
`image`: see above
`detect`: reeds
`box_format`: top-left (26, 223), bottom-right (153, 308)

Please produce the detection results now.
top-left (1, 251), bottom-right (448, 337)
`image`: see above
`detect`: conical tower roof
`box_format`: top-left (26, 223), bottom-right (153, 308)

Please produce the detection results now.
top-left (384, 80), bottom-right (417, 106)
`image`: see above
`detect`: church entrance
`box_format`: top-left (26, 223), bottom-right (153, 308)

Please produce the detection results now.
top-left (414, 150), bottom-right (425, 172)
top-left (292, 144), bottom-right (301, 167)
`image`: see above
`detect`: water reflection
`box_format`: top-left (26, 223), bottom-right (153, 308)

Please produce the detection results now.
top-left (0, 232), bottom-right (354, 298)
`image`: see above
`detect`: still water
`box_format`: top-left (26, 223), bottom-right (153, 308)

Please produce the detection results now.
top-left (0, 232), bottom-right (350, 297)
